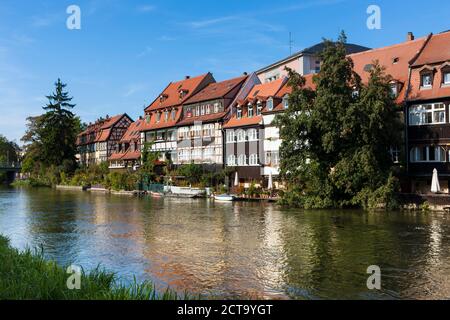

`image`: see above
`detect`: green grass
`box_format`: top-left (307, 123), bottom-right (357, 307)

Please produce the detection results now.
top-left (0, 235), bottom-right (191, 300)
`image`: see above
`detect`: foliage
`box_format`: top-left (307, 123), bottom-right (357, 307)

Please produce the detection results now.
top-left (104, 172), bottom-right (139, 191)
top-left (176, 163), bottom-right (203, 185)
top-left (275, 32), bottom-right (402, 210)
top-left (139, 142), bottom-right (160, 183)
top-left (21, 79), bottom-right (83, 177)
top-left (0, 235), bottom-right (189, 300)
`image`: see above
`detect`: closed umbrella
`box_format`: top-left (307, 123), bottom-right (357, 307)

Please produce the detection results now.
top-left (431, 168), bottom-right (441, 193)
top-left (268, 172), bottom-right (273, 190)
top-left (234, 172), bottom-right (239, 187)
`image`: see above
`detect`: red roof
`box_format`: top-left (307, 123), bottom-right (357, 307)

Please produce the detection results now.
top-left (120, 119), bottom-right (144, 143)
top-left (349, 37), bottom-right (428, 104)
top-left (145, 73), bottom-right (214, 112)
top-left (224, 79), bottom-right (286, 128)
top-left (412, 31), bottom-right (450, 66)
top-left (183, 75), bottom-right (247, 105)
top-left (77, 114), bottom-right (130, 145)
top-left (407, 32), bottom-right (450, 101)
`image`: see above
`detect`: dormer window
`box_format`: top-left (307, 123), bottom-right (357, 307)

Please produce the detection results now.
top-left (267, 98), bottom-right (274, 111)
top-left (248, 104), bottom-right (254, 117)
top-left (283, 95), bottom-right (289, 109)
top-left (256, 102), bottom-right (262, 115)
top-left (171, 109), bottom-right (177, 120)
top-left (156, 112), bottom-right (161, 123)
top-left (390, 82), bottom-right (399, 98)
top-left (160, 94), bottom-right (168, 102)
top-left (164, 110), bottom-right (169, 122)
top-left (443, 70), bottom-right (450, 85)
top-left (237, 107), bottom-right (242, 119)
top-left (421, 72), bottom-right (433, 88)
top-left (179, 89), bottom-right (189, 99)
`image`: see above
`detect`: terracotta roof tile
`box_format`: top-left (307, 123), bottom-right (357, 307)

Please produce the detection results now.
top-left (412, 31), bottom-right (450, 66)
top-left (120, 119), bottom-right (144, 142)
top-left (145, 73), bottom-right (214, 112)
top-left (184, 75), bottom-right (247, 105)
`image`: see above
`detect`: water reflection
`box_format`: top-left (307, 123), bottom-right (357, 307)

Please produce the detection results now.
top-left (1, 187), bottom-right (450, 299)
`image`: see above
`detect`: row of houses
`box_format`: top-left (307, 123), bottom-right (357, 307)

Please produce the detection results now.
top-left (76, 30), bottom-right (450, 192)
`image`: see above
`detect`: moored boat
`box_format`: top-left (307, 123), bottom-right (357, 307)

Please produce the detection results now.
top-left (214, 194), bottom-right (235, 202)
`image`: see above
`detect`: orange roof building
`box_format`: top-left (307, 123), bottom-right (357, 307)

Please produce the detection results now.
top-left (403, 31), bottom-right (450, 191)
top-left (174, 74), bottom-right (250, 168)
top-left (109, 118), bottom-right (144, 171)
top-left (140, 73), bottom-right (215, 163)
top-left (77, 114), bottom-right (133, 167)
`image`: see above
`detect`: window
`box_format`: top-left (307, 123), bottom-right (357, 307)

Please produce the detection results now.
top-left (410, 146), bottom-right (446, 163)
top-left (156, 131), bottom-right (165, 141)
top-left (164, 111), bottom-right (169, 122)
top-left (171, 109), bottom-right (177, 120)
top-left (204, 148), bottom-right (214, 161)
top-left (179, 127), bottom-right (189, 140)
top-left (178, 150), bottom-right (190, 162)
top-left (191, 148), bottom-right (202, 160)
top-left (205, 104), bottom-right (211, 115)
top-left (201, 105), bottom-right (205, 116)
top-left (156, 112), bottom-right (161, 123)
top-left (409, 103), bottom-right (445, 125)
top-left (283, 95), bottom-right (289, 109)
top-left (203, 124), bottom-right (213, 137)
top-left (236, 130), bottom-right (246, 142)
top-left (227, 154), bottom-right (236, 166)
top-left (186, 107), bottom-right (193, 118)
top-left (421, 73), bottom-right (433, 88)
top-left (390, 146), bottom-right (400, 164)
top-left (238, 154), bottom-right (247, 166)
top-left (444, 71), bottom-right (450, 85)
top-left (214, 103), bottom-right (220, 113)
top-left (248, 104), bottom-right (254, 117)
top-left (390, 83), bottom-right (398, 98)
top-left (249, 154), bottom-right (259, 166)
top-left (265, 151), bottom-right (279, 166)
top-left (237, 107), bottom-right (242, 119)
top-left (256, 102), bottom-right (262, 115)
top-left (248, 128), bottom-right (258, 141)
top-left (196, 106), bottom-right (200, 117)
top-left (267, 98), bottom-right (273, 111)
top-left (226, 130), bottom-right (235, 143)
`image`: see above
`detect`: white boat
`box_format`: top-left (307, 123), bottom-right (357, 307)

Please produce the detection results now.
top-left (214, 194), bottom-right (235, 202)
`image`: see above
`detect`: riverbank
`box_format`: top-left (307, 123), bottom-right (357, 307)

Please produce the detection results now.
top-left (0, 234), bottom-right (188, 300)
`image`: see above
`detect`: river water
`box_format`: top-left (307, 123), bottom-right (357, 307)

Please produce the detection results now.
top-left (1, 186), bottom-right (450, 299)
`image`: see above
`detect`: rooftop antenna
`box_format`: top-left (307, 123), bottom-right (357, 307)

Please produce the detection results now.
top-left (289, 32), bottom-right (294, 55)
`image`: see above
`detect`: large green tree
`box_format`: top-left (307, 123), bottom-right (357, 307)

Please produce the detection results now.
top-left (275, 32), bottom-right (402, 209)
top-left (21, 79), bottom-right (82, 174)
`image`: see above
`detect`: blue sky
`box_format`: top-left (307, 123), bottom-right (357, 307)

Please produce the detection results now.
top-left (1, 0), bottom-right (449, 143)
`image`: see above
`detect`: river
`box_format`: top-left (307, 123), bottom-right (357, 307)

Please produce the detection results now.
top-left (1, 186), bottom-right (450, 299)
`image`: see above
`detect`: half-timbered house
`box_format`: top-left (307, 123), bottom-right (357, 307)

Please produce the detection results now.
top-left (77, 114), bottom-right (133, 167)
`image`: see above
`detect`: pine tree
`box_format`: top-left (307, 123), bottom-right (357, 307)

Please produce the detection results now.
top-left (40, 79), bottom-right (79, 168)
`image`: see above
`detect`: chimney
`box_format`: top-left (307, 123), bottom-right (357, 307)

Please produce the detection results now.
top-left (407, 32), bottom-right (415, 41)
top-left (185, 76), bottom-right (190, 79)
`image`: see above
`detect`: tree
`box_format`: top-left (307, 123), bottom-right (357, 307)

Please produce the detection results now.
top-left (21, 80), bottom-right (82, 175)
top-left (275, 32), bottom-right (402, 209)
top-left (0, 135), bottom-right (19, 165)
top-left (139, 142), bottom-right (160, 183)
top-left (39, 79), bottom-right (79, 167)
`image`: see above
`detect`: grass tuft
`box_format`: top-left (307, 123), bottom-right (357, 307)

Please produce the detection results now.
top-left (0, 235), bottom-right (189, 300)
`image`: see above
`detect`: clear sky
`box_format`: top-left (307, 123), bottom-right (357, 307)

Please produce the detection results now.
top-left (1, 0), bottom-right (449, 143)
